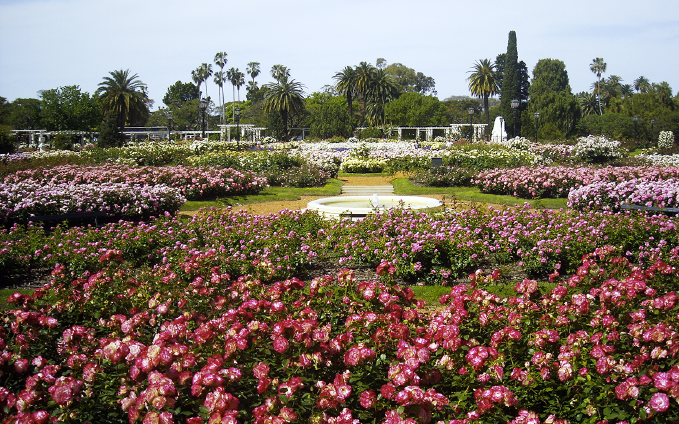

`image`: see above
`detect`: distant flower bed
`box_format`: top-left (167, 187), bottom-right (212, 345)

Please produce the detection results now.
top-left (474, 166), bottom-right (679, 199)
top-left (0, 182), bottom-right (185, 225)
top-left (4, 164), bottom-right (267, 200)
top-left (572, 135), bottom-right (626, 163)
top-left (568, 179), bottom-right (679, 210)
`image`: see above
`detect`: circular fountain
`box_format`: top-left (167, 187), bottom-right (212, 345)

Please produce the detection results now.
top-left (307, 194), bottom-right (443, 220)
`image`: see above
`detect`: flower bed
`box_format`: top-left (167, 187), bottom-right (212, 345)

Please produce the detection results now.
top-left (0, 182), bottom-right (185, 225)
top-left (568, 179), bottom-right (679, 211)
top-left (1, 242), bottom-right (679, 423)
top-left (474, 166), bottom-right (679, 199)
top-left (3, 165), bottom-right (267, 200)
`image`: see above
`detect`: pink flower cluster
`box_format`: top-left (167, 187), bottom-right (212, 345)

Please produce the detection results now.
top-left (474, 165), bottom-right (679, 199)
top-left (4, 164), bottom-right (267, 200)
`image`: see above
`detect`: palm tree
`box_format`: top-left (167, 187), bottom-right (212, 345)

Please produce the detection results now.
top-left (214, 52), bottom-right (228, 123)
top-left (199, 63), bottom-right (213, 100)
top-left (226, 67), bottom-right (242, 122)
top-left (577, 92), bottom-right (598, 117)
top-left (634, 76), bottom-right (651, 93)
top-left (653, 82), bottom-right (674, 109)
top-left (271, 64), bottom-right (290, 83)
top-left (589, 58), bottom-right (607, 115)
top-left (364, 68), bottom-right (399, 126)
top-left (213, 70), bottom-right (226, 124)
top-left (467, 59), bottom-right (500, 127)
top-left (191, 67), bottom-right (203, 97)
top-left (354, 62), bottom-right (376, 105)
top-left (333, 66), bottom-right (358, 124)
top-left (262, 75), bottom-right (305, 142)
top-left (96, 69), bottom-right (149, 136)
top-left (234, 70), bottom-right (245, 103)
top-left (246, 62), bottom-right (261, 100)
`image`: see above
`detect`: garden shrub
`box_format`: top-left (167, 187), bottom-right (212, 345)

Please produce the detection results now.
top-left (358, 127), bottom-right (383, 139)
top-left (659, 131), bottom-right (675, 149)
top-left (572, 135), bottom-right (626, 163)
top-left (412, 166), bottom-right (474, 187)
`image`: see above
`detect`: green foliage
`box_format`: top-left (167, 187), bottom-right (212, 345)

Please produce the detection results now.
top-left (7, 98), bottom-right (42, 129)
top-left (52, 133), bottom-right (76, 151)
top-left (576, 113), bottom-right (636, 140)
top-left (96, 69), bottom-right (150, 128)
top-left (358, 127), bottom-right (384, 139)
top-left (163, 80), bottom-right (199, 108)
top-left (384, 92), bottom-right (448, 126)
top-left (0, 125), bottom-right (17, 154)
top-left (499, 31), bottom-right (523, 137)
top-left (40, 85), bottom-right (101, 131)
top-left (382, 61), bottom-right (436, 95)
top-left (525, 59), bottom-right (580, 140)
top-left (97, 110), bottom-right (122, 148)
top-left (305, 92), bottom-right (353, 139)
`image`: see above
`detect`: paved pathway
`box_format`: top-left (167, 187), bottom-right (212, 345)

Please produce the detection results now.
top-left (341, 185), bottom-right (394, 196)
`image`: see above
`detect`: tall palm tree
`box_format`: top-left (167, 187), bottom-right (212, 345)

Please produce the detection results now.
top-left (634, 76), bottom-right (651, 93)
top-left (589, 57), bottom-right (607, 115)
top-left (96, 69), bottom-right (149, 133)
top-left (333, 66), bottom-right (358, 124)
top-left (246, 62), bottom-right (261, 100)
top-left (191, 67), bottom-right (203, 97)
top-left (271, 64), bottom-right (290, 83)
top-left (354, 62), bottom-right (375, 102)
top-left (653, 82), bottom-right (674, 108)
top-left (199, 63), bottom-right (213, 100)
top-left (365, 68), bottom-right (399, 126)
top-left (467, 58), bottom-right (500, 127)
top-left (214, 52), bottom-right (228, 123)
top-left (226, 67), bottom-right (242, 122)
top-left (262, 75), bottom-right (305, 142)
top-left (234, 70), bottom-right (245, 103)
top-left (214, 70), bottom-right (226, 124)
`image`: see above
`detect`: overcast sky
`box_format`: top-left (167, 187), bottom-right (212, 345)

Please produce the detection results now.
top-left (1, 0), bottom-right (678, 111)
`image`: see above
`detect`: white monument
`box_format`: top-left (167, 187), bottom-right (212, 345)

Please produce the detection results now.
top-left (491, 116), bottom-right (506, 143)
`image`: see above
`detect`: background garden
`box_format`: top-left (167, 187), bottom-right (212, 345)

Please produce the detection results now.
top-left (0, 131), bottom-right (679, 423)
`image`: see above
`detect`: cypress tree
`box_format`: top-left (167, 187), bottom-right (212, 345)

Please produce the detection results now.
top-left (500, 31), bottom-right (522, 137)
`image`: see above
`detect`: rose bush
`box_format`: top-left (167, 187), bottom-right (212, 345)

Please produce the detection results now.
top-left (1, 242), bottom-right (679, 423)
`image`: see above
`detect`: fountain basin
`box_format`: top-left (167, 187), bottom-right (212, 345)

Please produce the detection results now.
top-left (307, 195), bottom-right (443, 220)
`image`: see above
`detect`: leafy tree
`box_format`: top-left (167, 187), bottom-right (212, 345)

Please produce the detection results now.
top-left (96, 69), bottom-right (149, 131)
top-left (525, 58), bottom-right (580, 140)
top-left (262, 75), bottom-right (305, 142)
top-left (40, 85), bottom-right (101, 131)
top-left (8, 98), bottom-right (42, 129)
top-left (467, 59), bottom-right (500, 127)
top-left (589, 57), bottom-right (607, 114)
top-left (384, 92), bottom-right (447, 127)
top-left (499, 31), bottom-right (523, 137)
top-left (382, 61), bottom-right (436, 95)
top-left (98, 109), bottom-right (121, 147)
top-left (305, 92), bottom-right (352, 139)
top-left (163, 81), bottom-right (199, 109)
top-left (0, 96), bottom-right (10, 126)
top-left (0, 125), bottom-right (16, 154)
top-left (652, 82), bottom-right (674, 109)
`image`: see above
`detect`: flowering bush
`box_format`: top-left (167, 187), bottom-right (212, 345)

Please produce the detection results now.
top-left (568, 178), bottom-right (679, 210)
top-left (412, 166), bottom-right (474, 187)
top-left (2, 241), bottom-right (679, 422)
top-left (341, 158), bottom-right (388, 173)
top-left (494, 136), bottom-right (531, 151)
top-left (3, 164), bottom-right (267, 200)
top-left (659, 131), bottom-right (675, 149)
top-left (572, 135), bottom-right (626, 163)
top-left (474, 165), bottom-right (679, 199)
top-left (0, 182), bottom-right (185, 225)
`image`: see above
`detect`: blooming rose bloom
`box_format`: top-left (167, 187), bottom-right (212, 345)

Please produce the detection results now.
top-left (649, 392), bottom-right (670, 412)
top-left (360, 390), bottom-right (377, 408)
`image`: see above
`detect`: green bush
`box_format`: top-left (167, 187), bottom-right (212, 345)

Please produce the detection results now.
top-left (0, 125), bottom-right (17, 154)
top-left (358, 127), bottom-right (383, 139)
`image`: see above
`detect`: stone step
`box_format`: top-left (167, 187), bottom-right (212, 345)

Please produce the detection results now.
top-left (341, 185), bottom-right (394, 195)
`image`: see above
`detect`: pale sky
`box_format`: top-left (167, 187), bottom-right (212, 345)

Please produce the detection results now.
top-left (1, 0), bottom-right (678, 111)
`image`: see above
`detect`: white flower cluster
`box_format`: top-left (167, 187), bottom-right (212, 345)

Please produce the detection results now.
top-left (572, 135), bottom-right (626, 163)
top-left (658, 131), bottom-right (675, 149)
top-left (496, 136), bottom-right (531, 151)
top-left (637, 153), bottom-right (679, 167)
